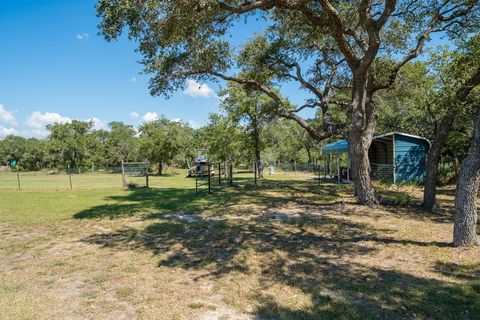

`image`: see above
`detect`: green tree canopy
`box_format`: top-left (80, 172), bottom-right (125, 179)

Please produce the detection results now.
top-left (138, 117), bottom-right (193, 174)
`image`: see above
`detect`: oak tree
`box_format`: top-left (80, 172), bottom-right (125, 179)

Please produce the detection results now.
top-left (97, 0), bottom-right (479, 205)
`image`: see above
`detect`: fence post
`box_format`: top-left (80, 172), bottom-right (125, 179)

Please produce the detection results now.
top-left (121, 159), bottom-right (126, 187)
top-left (68, 164), bottom-right (72, 190)
top-left (254, 159), bottom-right (257, 185)
top-left (16, 165), bottom-right (21, 190)
top-left (208, 163), bottom-right (211, 194)
top-left (195, 170), bottom-right (198, 196)
top-left (318, 159), bottom-right (321, 184)
top-left (229, 161), bottom-right (233, 186)
top-left (146, 170), bottom-right (149, 189)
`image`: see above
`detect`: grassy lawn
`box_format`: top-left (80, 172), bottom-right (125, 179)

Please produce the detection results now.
top-left (1, 171), bottom-right (479, 319)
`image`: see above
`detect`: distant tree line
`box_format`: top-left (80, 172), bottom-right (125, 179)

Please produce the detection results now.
top-left (0, 114), bottom-right (320, 174)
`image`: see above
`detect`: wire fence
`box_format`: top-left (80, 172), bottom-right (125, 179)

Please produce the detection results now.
top-left (0, 170), bottom-right (121, 190)
top-left (275, 162), bottom-right (317, 172)
top-left (309, 159), bottom-right (395, 184)
top-left (0, 162), bottom-right (323, 191)
top-left (0, 166), bottom-right (158, 191)
top-left (370, 163), bottom-right (394, 183)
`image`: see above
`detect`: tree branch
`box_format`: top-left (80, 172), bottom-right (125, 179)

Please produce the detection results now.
top-left (293, 103), bottom-right (320, 113)
top-left (285, 62), bottom-right (324, 100)
top-left (372, 0), bottom-right (478, 92)
top-left (316, 0), bottom-right (360, 69)
top-left (217, 1), bottom-right (275, 13)
top-left (209, 70), bottom-right (335, 141)
top-left (455, 65), bottom-right (480, 102)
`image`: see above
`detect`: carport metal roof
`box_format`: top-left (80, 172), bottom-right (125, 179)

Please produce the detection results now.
top-left (322, 132), bottom-right (430, 154)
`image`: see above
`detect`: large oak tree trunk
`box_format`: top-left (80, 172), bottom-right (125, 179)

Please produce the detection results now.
top-left (453, 104), bottom-right (480, 247)
top-left (348, 78), bottom-right (379, 206)
top-left (251, 117), bottom-right (262, 177)
top-left (306, 147), bottom-right (312, 165)
top-left (349, 128), bottom-right (378, 206)
top-left (424, 114), bottom-right (456, 211)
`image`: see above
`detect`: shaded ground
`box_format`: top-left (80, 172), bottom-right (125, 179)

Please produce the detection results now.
top-left (0, 173), bottom-right (479, 319)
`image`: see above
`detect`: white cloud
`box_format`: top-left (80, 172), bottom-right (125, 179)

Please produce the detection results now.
top-left (87, 117), bottom-right (106, 130)
top-left (129, 112), bottom-right (140, 120)
top-left (183, 79), bottom-right (216, 98)
top-left (25, 111), bottom-right (72, 138)
top-left (26, 112), bottom-right (66, 130)
top-left (130, 77), bottom-right (137, 82)
top-left (0, 126), bottom-right (18, 137)
top-left (142, 112), bottom-right (159, 123)
top-left (188, 120), bottom-right (201, 129)
top-left (169, 118), bottom-right (200, 129)
top-left (0, 104), bottom-right (17, 126)
top-left (76, 33), bottom-right (90, 40)
top-left (26, 111), bottom-right (71, 129)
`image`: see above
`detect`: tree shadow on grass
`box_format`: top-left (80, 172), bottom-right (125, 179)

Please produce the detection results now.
top-left (433, 261), bottom-right (480, 281)
top-left (254, 261), bottom-right (480, 320)
top-left (381, 204), bottom-right (454, 224)
top-left (73, 179), bottom-right (346, 220)
top-left (81, 211), bottom-right (476, 319)
top-left (83, 213), bottom-right (378, 273)
top-left (75, 178), bottom-right (476, 318)
top-left (375, 186), bottom-right (455, 224)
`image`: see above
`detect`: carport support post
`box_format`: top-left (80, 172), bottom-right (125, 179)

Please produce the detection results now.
top-left (330, 153), bottom-right (333, 178)
top-left (324, 156), bottom-right (327, 178)
top-left (337, 154), bottom-right (340, 183)
top-left (327, 153), bottom-right (332, 178)
top-left (347, 154), bottom-right (350, 182)
top-left (392, 134), bottom-right (397, 184)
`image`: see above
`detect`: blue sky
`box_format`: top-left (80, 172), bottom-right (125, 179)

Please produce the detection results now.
top-left (0, 1), bottom-right (449, 139)
top-left (0, 0), bottom-right (272, 138)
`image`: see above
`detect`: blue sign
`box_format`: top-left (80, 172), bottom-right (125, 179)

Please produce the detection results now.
top-left (9, 159), bottom-right (17, 167)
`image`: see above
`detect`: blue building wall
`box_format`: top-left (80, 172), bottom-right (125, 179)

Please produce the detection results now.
top-left (394, 134), bottom-right (430, 183)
